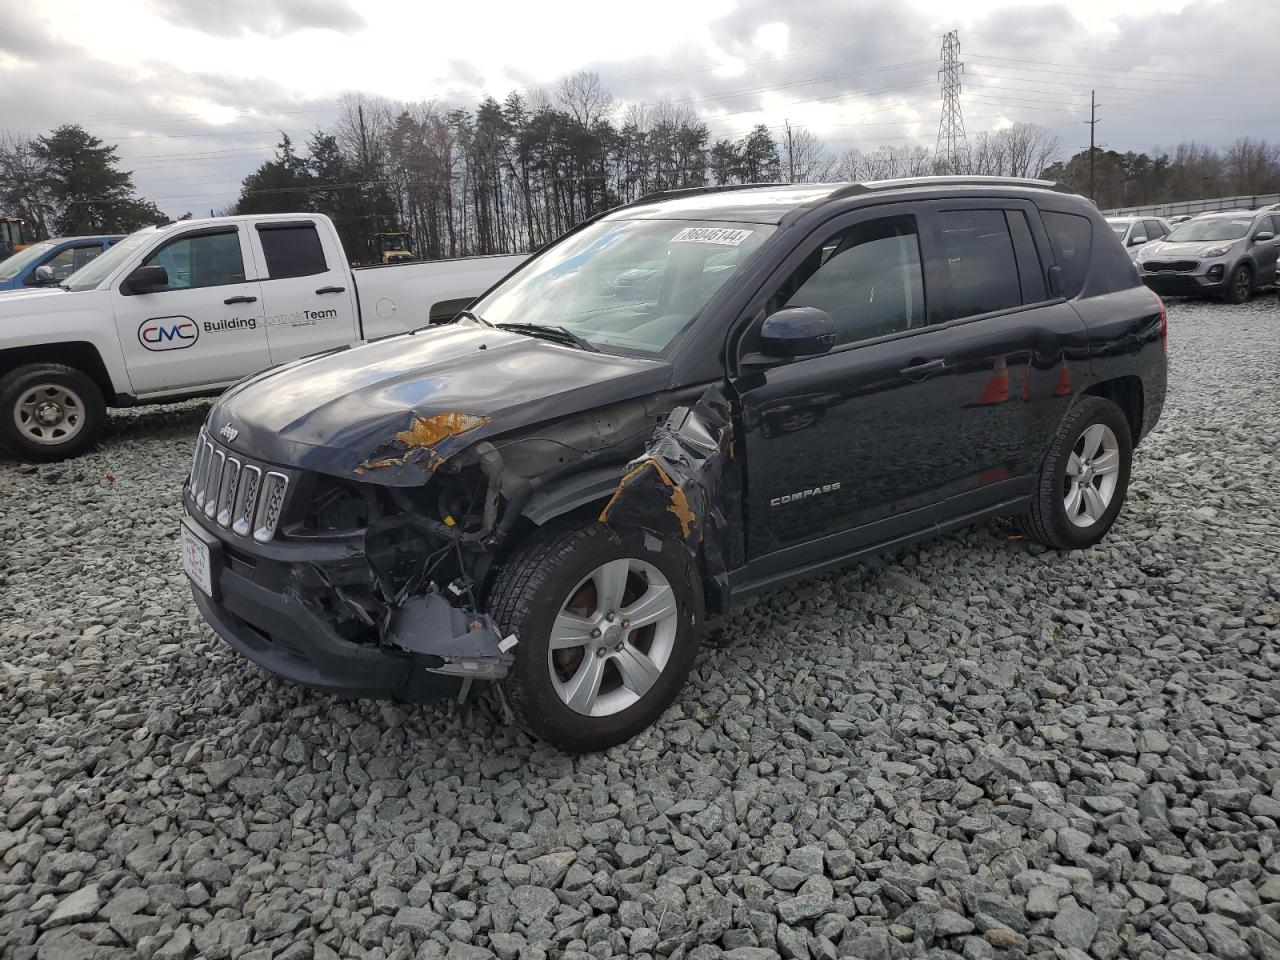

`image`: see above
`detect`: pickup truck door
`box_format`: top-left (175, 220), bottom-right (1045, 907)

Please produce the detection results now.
top-left (732, 200), bottom-right (1086, 573)
top-left (112, 224), bottom-right (269, 394)
top-left (245, 219), bottom-right (360, 364)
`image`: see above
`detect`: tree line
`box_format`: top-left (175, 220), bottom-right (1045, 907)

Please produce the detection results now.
top-left (0, 127), bottom-right (162, 238)
top-left (1043, 139), bottom-right (1280, 211)
top-left (4, 69), bottom-right (1278, 256)
top-left (231, 75), bottom-right (1074, 261)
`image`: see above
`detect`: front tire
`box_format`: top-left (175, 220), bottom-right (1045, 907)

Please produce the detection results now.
top-left (1225, 264), bottom-right (1253, 304)
top-left (1018, 396), bottom-right (1133, 550)
top-left (0, 363), bottom-right (106, 462)
top-left (490, 520), bottom-right (702, 752)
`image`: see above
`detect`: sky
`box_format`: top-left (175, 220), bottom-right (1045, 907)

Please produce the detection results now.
top-left (1, 0), bottom-right (1276, 218)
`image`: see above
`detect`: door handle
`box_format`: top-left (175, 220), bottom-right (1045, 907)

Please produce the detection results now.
top-left (224, 295), bottom-right (257, 305)
top-left (316, 286), bottom-right (346, 295)
top-left (899, 358), bottom-right (947, 379)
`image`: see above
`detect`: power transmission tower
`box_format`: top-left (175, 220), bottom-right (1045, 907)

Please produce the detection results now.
top-left (935, 30), bottom-right (969, 175)
top-left (1085, 90), bottom-right (1101, 201)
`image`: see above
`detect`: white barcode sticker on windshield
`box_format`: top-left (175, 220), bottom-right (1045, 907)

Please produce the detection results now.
top-left (671, 226), bottom-right (753, 246)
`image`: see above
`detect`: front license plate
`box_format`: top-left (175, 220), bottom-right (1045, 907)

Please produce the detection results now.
top-left (180, 522), bottom-right (214, 596)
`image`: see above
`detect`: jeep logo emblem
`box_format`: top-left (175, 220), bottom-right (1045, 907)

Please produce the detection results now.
top-left (218, 423), bottom-right (239, 443)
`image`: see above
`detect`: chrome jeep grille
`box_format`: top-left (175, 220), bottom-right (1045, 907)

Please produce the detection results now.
top-left (188, 429), bottom-right (290, 542)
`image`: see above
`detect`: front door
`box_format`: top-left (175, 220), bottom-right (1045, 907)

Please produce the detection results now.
top-left (245, 219), bottom-right (359, 365)
top-left (112, 225), bottom-right (268, 394)
top-left (1253, 215), bottom-right (1280, 284)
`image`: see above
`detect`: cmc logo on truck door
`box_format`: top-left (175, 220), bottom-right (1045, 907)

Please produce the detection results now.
top-left (139, 316), bottom-right (199, 351)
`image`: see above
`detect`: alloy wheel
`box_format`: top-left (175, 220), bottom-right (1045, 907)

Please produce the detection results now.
top-left (547, 557), bottom-right (679, 717)
top-left (1062, 422), bottom-right (1121, 528)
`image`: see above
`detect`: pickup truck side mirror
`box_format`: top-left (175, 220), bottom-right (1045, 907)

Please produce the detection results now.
top-left (125, 264), bottom-right (169, 294)
top-left (1255, 231), bottom-right (1275, 243)
top-left (26, 265), bottom-right (56, 286)
top-left (759, 306), bottom-right (836, 359)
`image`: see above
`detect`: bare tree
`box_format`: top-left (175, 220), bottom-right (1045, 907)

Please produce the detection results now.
top-left (782, 124), bottom-right (837, 183)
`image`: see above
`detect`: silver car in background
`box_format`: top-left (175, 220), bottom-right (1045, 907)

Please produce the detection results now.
top-left (1135, 211), bottom-right (1280, 303)
top-left (1106, 216), bottom-right (1173, 260)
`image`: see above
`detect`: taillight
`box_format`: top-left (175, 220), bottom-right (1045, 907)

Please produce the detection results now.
top-left (1155, 293), bottom-right (1168, 353)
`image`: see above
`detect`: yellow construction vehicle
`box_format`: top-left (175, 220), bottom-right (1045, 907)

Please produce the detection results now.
top-left (374, 231), bottom-right (415, 264)
top-left (0, 217), bottom-right (29, 260)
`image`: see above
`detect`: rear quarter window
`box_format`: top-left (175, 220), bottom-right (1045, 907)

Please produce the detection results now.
top-left (1040, 211), bottom-right (1092, 299)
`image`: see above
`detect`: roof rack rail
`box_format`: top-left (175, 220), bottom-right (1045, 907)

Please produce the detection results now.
top-left (841, 175), bottom-right (1074, 195)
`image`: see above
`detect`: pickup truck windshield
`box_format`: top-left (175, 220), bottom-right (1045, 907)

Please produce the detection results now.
top-left (0, 240), bottom-right (59, 281)
top-left (62, 228), bottom-right (158, 292)
top-left (472, 218), bottom-right (774, 354)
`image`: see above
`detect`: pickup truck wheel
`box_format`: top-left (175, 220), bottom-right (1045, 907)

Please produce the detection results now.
top-left (0, 364), bottom-right (106, 462)
top-left (1018, 396), bottom-right (1132, 550)
top-left (489, 520), bottom-right (702, 753)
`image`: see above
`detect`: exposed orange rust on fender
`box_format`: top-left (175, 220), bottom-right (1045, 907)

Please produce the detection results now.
top-left (357, 412), bottom-right (490, 472)
top-left (598, 459), bottom-right (697, 539)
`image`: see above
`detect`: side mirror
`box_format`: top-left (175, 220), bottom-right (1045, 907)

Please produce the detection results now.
top-left (125, 264), bottom-right (168, 294)
top-left (1255, 231), bottom-right (1275, 242)
top-left (27, 265), bottom-right (56, 286)
top-left (759, 306), bottom-right (836, 358)
top-left (1128, 236), bottom-right (1146, 247)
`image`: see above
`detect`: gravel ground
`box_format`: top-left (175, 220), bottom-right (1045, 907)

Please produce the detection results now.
top-left (1, 295), bottom-right (1278, 960)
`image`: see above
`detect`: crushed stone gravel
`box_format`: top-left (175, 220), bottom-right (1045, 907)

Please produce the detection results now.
top-left (1, 294), bottom-right (1278, 960)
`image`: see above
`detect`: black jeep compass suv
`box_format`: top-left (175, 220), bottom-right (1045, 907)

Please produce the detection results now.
top-left (181, 177), bottom-right (1168, 752)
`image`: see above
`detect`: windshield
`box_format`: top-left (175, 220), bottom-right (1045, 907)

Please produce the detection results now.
top-left (1164, 218), bottom-right (1252, 242)
top-left (382, 236), bottom-right (409, 250)
top-left (1106, 220), bottom-right (1129, 236)
top-left (0, 240), bottom-right (58, 282)
top-left (472, 218), bottom-right (774, 354)
top-left (62, 228), bottom-right (158, 291)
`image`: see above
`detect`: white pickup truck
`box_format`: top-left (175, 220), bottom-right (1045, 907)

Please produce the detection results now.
top-left (0, 213), bottom-right (526, 460)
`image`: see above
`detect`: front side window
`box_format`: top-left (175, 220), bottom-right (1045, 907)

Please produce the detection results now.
top-left (769, 215), bottom-right (925, 346)
top-left (258, 224), bottom-right (328, 279)
top-left (937, 209), bottom-right (1023, 320)
top-left (1130, 222), bottom-right (1148, 244)
top-left (143, 231), bottom-right (245, 291)
top-left (44, 246), bottom-right (80, 280)
top-left (472, 218), bottom-right (774, 354)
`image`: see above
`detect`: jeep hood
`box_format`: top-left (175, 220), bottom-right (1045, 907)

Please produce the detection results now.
top-left (210, 320), bottom-right (672, 484)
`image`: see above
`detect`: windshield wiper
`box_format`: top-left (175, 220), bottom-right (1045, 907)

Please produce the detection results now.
top-left (496, 322), bottom-right (599, 352)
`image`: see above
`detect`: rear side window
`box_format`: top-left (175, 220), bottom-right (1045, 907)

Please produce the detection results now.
top-left (1146, 220), bottom-right (1167, 239)
top-left (1040, 211), bottom-right (1092, 299)
top-left (937, 210), bottom-right (1022, 321)
top-left (257, 224), bottom-right (328, 279)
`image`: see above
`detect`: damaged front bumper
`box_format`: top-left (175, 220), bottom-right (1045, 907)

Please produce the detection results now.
top-left (181, 492), bottom-right (513, 704)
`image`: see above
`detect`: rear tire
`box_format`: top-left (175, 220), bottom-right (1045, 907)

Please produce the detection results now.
top-left (0, 363), bottom-right (106, 462)
top-left (489, 520), bottom-right (702, 752)
top-left (1225, 264), bottom-right (1253, 304)
top-left (1017, 396), bottom-right (1132, 550)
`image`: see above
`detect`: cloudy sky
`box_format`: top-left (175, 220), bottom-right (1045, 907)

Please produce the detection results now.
top-left (1, 0), bottom-right (1275, 218)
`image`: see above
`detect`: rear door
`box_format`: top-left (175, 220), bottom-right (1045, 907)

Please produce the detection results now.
top-left (111, 225), bottom-right (269, 394)
top-left (246, 219), bottom-right (359, 365)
